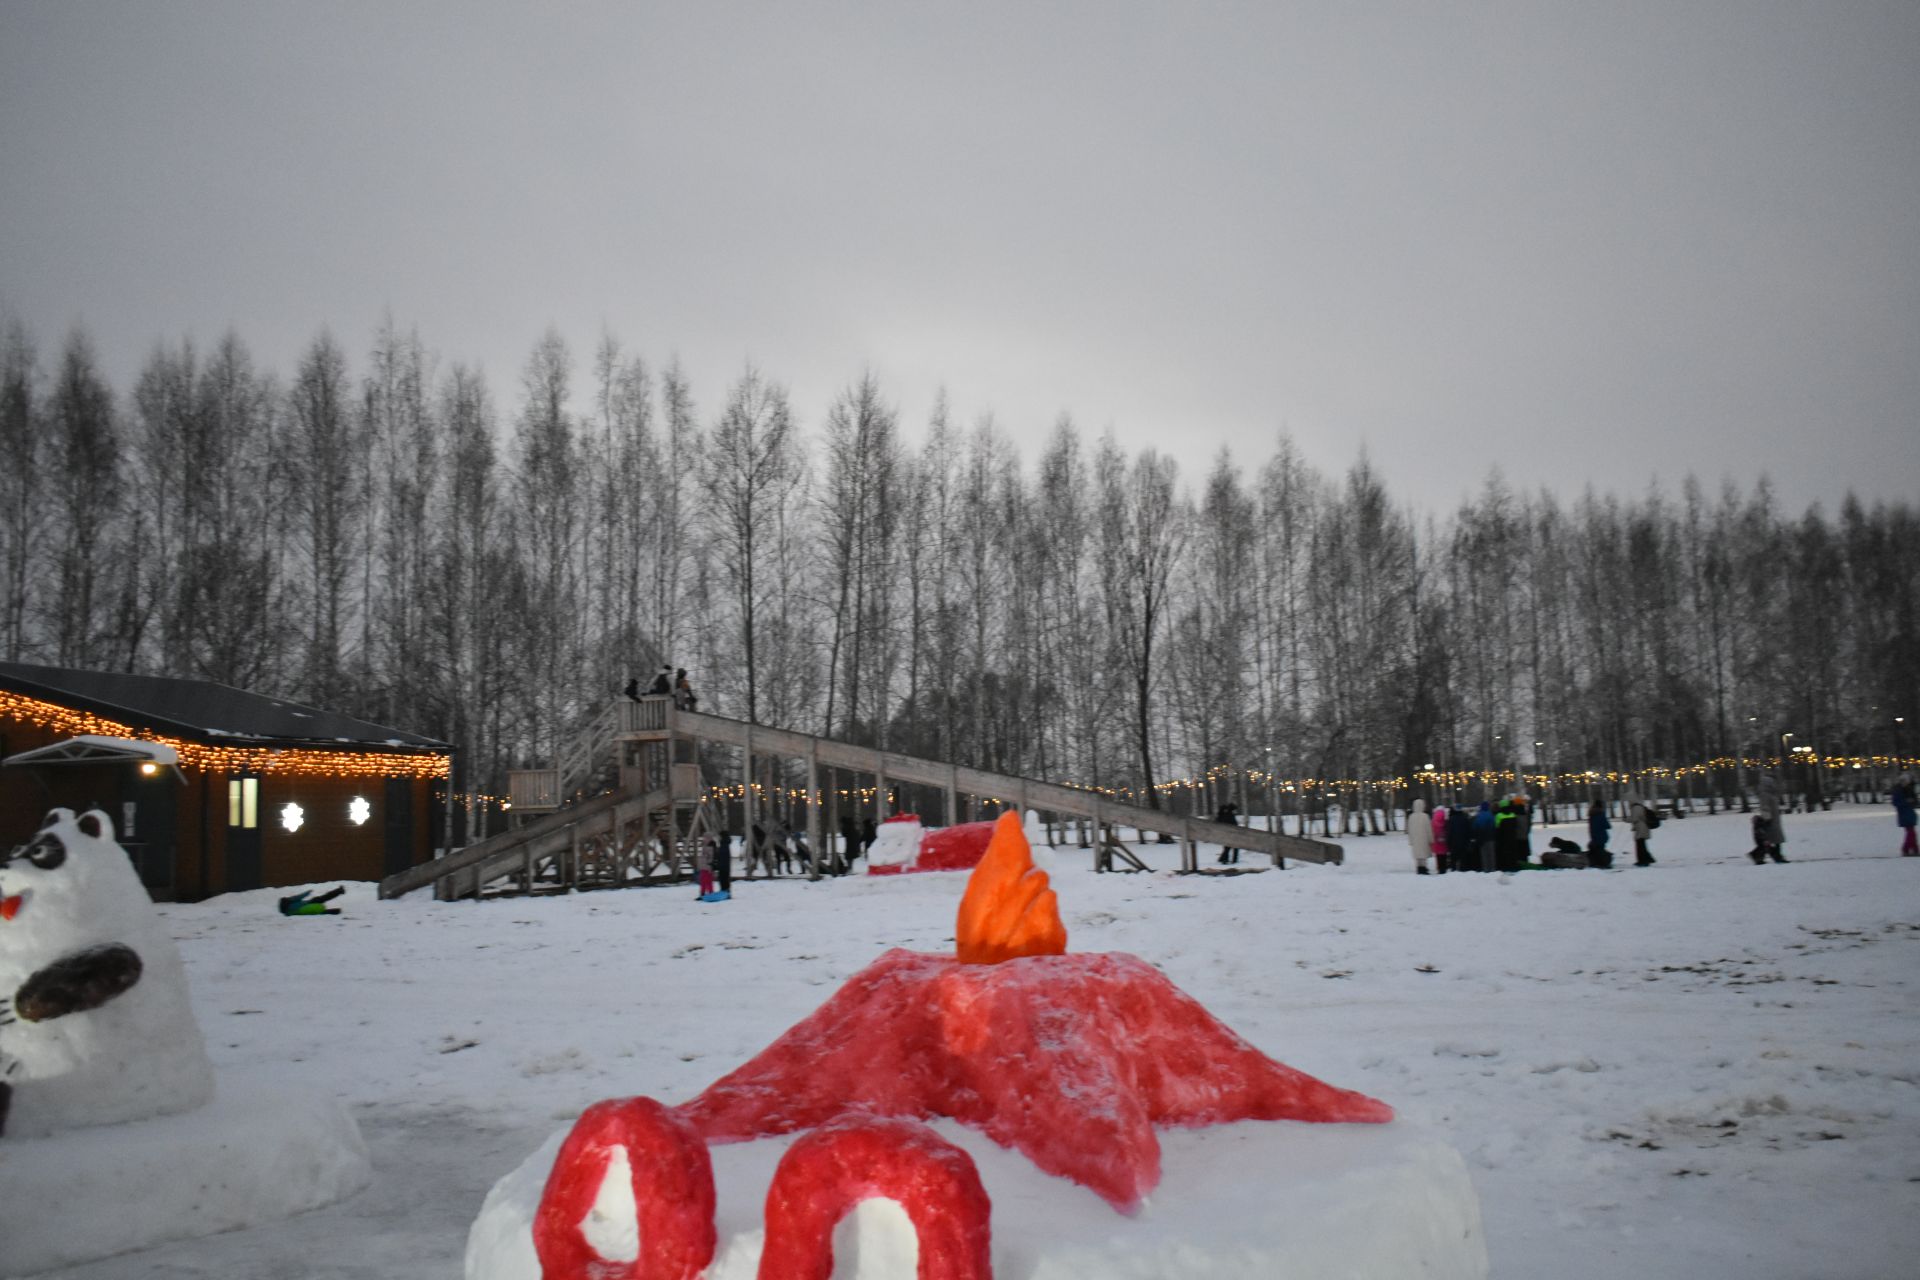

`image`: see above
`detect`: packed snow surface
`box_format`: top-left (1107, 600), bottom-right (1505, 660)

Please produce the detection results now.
top-left (18, 804), bottom-right (1920, 1278)
top-left (0, 1079), bottom-right (371, 1275)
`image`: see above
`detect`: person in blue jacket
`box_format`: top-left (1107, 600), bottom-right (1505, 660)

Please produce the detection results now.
top-left (1892, 773), bottom-right (1917, 857)
top-left (1586, 799), bottom-right (1612, 869)
top-left (1470, 801), bottom-right (1497, 873)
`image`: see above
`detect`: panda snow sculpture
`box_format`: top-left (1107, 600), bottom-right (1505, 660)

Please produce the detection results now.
top-left (0, 807), bottom-right (213, 1139)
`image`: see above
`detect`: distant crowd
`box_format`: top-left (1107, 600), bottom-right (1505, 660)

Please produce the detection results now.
top-left (1403, 769), bottom-right (1920, 872)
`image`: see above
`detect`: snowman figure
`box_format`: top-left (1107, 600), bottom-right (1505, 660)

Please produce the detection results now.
top-left (0, 807), bottom-right (213, 1139)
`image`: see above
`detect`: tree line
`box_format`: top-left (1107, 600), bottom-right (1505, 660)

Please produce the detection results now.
top-left (2, 316), bottom-right (1914, 828)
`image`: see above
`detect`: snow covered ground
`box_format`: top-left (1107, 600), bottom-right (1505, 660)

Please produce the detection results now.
top-left (23, 804), bottom-right (1919, 1279)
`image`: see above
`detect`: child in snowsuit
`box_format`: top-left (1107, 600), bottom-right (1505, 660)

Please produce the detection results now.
top-left (278, 886), bottom-right (345, 916)
top-left (1431, 803), bottom-right (1450, 873)
top-left (697, 837), bottom-right (717, 898)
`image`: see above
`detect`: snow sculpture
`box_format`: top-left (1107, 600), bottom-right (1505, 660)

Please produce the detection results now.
top-left (865, 817), bottom-right (1012, 876)
top-left (759, 1116), bottom-right (991, 1280)
top-left (915, 819), bottom-right (997, 873)
top-left (477, 811), bottom-right (1472, 1280)
top-left (863, 814), bottom-right (924, 873)
top-left (0, 808), bottom-right (371, 1274)
top-left (683, 947), bottom-right (1389, 1213)
top-left (0, 807), bottom-right (213, 1138)
top-left (953, 812), bottom-right (1067, 964)
top-left (533, 1096), bottom-right (716, 1280)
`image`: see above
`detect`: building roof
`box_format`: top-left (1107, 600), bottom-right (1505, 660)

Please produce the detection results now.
top-left (0, 662), bottom-right (450, 754)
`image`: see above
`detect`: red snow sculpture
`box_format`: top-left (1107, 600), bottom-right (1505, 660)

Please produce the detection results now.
top-left (534, 1096), bottom-right (716, 1280)
top-left (954, 812), bottom-right (1066, 964)
top-left (758, 1116), bottom-right (992, 1280)
top-left (679, 946), bottom-right (1391, 1213)
top-left (533, 805), bottom-right (1391, 1280)
top-left (674, 814), bottom-right (1390, 1212)
top-left (915, 819), bottom-right (997, 872)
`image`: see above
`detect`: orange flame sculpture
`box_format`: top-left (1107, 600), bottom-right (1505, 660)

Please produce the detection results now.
top-left (954, 811), bottom-right (1067, 964)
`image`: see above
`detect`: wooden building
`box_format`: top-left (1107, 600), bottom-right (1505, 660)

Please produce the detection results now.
top-left (0, 661), bottom-right (452, 901)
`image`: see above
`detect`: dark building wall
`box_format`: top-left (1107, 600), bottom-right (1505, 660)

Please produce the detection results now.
top-left (1, 707), bottom-right (442, 901)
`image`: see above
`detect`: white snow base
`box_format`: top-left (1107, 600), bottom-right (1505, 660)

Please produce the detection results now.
top-left (467, 1117), bottom-right (1486, 1280)
top-left (0, 1079), bottom-right (371, 1276)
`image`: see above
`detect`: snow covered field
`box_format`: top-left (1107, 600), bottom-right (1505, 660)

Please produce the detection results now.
top-left (24, 805), bottom-right (1919, 1279)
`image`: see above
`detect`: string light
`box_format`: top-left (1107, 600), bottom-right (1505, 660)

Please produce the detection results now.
top-left (0, 689), bottom-right (450, 779)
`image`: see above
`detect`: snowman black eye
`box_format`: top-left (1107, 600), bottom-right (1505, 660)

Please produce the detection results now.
top-left (24, 834), bottom-right (67, 870)
top-left (77, 813), bottom-right (105, 841)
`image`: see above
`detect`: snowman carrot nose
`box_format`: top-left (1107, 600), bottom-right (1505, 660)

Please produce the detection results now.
top-left (1, 893), bottom-right (25, 921)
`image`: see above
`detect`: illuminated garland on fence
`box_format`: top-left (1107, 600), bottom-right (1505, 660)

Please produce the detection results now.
top-left (1059, 754), bottom-right (1919, 803)
top-left (0, 689), bottom-right (450, 780)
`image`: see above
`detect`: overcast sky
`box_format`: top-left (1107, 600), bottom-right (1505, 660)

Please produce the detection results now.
top-left (2, 1), bottom-right (1915, 514)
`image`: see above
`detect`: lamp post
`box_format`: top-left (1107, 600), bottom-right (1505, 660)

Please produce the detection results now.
top-left (1264, 746), bottom-right (1277, 837)
top-left (1533, 742), bottom-right (1547, 823)
top-left (1741, 717), bottom-right (1759, 812)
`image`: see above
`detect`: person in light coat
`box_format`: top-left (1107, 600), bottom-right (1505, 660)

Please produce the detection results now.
top-left (1629, 796), bottom-right (1656, 866)
top-left (1407, 798), bottom-right (1432, 874)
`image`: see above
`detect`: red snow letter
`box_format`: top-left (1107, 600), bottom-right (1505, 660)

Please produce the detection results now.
top-left (533, 1095), bottom-right (716, 1280)
top-left (758, 1116), bottom-right (993, 1280)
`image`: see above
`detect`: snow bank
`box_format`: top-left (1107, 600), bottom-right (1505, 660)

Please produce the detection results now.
top-left (0, 1077), bottom-right (371, 1275)
top-left (468, 1116), bottom-right (1485, 1280)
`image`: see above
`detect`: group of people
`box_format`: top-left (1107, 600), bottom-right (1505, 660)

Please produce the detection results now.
top-left (1400, 770), bottom-right (1869, 873)
top-left (693, 815), bottom-right (879, 898)
top-left (1405, 794), bottom-right (1670, 874)
top-left (625, 665), bottom-right (697, 711)
top-left (1407, 796), bottom-right (1544, 874)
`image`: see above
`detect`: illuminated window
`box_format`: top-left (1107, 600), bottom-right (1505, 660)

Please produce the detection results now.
top-left (280, 802), bottom-right (305, 833)
top-left (348, 796), bottom-right (371, 826)
top-left (228, 778), bottom-right (258, 829)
